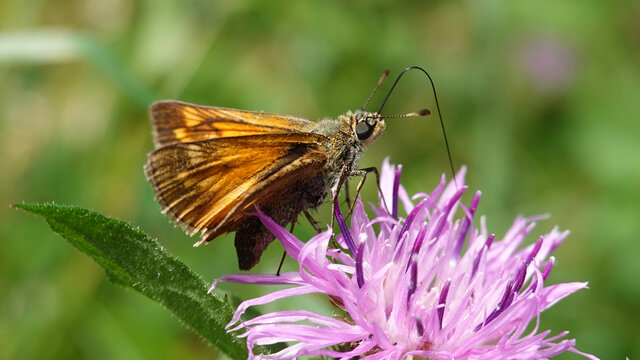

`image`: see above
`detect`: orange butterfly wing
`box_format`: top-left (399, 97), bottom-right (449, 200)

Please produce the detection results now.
top-left (150, 100), bottom-right (317, 147)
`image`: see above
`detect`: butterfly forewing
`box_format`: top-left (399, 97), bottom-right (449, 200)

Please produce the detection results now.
top-left (150, 101), bottom-right (317, 147)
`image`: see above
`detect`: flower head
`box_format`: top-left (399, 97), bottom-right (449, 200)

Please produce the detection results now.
top-left (212, 160), bottom-right (597, 359)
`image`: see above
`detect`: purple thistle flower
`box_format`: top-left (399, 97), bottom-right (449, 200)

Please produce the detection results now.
top-left (212, 160), bottom-right (598, 360)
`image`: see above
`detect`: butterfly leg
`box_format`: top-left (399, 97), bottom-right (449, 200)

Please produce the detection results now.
top-left (328, 164), bottom-right (352, 248)
top-left (344, 166), bottom-right (391, 219)
top-left (344, 179), bottom-right (352, 209)
top-left (276, 217), bottom-right (298, 276)
top-left (303, 210), bottom-right (323, 234)
top-left (306, 209), bottom-right (341, 264)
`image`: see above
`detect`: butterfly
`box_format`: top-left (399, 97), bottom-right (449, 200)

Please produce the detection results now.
top-left (145, 68), bottom-right (432, 270)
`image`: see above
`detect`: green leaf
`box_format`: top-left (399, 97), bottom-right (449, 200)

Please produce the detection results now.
top-left (14, 203), bottom-right (252, 360)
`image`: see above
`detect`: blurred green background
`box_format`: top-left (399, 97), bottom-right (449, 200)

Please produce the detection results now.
top-left (1, 0), bottom-right (638, 359)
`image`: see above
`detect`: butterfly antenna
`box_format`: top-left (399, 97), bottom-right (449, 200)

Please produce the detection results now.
top-left (377, 66), bottom-right (457, 187)
top-left (362, 69), bottom-right (390, 111)
top-left (381, 109), bottom-right (430, 119)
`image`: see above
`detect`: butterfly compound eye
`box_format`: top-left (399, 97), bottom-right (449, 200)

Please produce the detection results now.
top-left (356, 121), bottom-right (374, 140)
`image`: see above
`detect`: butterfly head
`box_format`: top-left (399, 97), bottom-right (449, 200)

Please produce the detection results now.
top-left (350, 110), bottom-right (386, 145)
